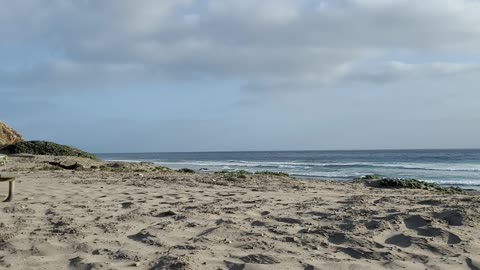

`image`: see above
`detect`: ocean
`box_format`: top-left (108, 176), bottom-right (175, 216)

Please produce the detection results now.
top-left (97, 149), bottom-right (480, 188)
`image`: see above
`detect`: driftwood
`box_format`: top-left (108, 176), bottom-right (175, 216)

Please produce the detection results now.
top-left (48, 161), bottom-right (83, 170)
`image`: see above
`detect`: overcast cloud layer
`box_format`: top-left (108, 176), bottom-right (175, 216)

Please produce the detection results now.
top-left (2, 0), bottom-right (480, 92)
top-left (1, 0), bottom-right (480, 151)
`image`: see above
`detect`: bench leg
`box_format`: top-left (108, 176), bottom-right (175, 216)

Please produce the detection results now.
top-left (3, 181), bottom-right (14, 202)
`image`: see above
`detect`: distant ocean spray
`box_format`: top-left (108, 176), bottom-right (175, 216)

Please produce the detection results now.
top-left (97, 149), bottom-right (480, 188)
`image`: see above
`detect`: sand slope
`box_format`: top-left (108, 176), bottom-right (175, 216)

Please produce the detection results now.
top-left (0, 156), bottom-right (479, 269)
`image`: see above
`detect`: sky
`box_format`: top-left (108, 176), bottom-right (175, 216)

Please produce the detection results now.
top-left (1, 0), bottom-right (480, 153)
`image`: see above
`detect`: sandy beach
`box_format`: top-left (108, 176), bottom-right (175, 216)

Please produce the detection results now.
top-left (0, 155), bottom-right (479, 270)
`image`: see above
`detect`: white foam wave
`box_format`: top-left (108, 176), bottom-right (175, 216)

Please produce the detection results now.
top-left (138, 160), bottom-right (480, 173)
top-left (101, 157), bottom-right (480, 186)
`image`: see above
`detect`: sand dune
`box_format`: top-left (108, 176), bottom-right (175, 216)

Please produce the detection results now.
top-left (0, 155), bottom-right (479, 269)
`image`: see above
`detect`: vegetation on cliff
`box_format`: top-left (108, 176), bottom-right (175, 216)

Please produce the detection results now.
top-left (0, 141), bottom-right (97, 160)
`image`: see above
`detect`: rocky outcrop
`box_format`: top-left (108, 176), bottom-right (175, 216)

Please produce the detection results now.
top-left (0, 122), bottom-right (24, 147)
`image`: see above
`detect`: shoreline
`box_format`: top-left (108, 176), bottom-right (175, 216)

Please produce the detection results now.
top-left (97, 148), bottom-right (480, 189)
top-left (0, 155), bottom-right (479, 269)
top-left (100, 157), bottom-right (480, 191)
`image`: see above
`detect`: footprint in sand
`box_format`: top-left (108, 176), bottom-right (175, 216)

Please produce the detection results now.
top-left (385, 233), bottom-right (457, 256)
top-left (404, 215), bottom-right (432, 229)
top-left (434, 209), bottom-right (465, 226)
top-left (415, 227), bottom-right (461, 245)
top-left (403, 215), bottom-right (462, 245)
top-left (69, 256), bottom-right (105, 270)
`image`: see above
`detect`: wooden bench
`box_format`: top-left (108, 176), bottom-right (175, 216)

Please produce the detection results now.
top-left (0, 175), bottom-right (15, 202)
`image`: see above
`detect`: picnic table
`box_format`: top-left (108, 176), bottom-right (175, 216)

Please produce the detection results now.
top-left (0, 174), bottom-right (15, 202)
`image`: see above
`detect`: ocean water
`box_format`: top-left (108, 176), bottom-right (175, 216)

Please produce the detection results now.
top-left (97, 149), bottom-right (480, 188)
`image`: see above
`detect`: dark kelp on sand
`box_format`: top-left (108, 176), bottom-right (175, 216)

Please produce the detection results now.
top-left (358, 175), bottom-right (463, 194)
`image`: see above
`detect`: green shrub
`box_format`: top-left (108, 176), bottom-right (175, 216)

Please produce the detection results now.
top-left (155, 166), bottom-right (172, 172)
top-left (176, 168), bottom-right (195, 173)
top-left (214, 170), bottom-right (252, 181)
top-left (0, 141), bottom-right (97, 160)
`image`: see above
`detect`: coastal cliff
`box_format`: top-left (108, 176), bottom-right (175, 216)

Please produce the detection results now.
top-left (0, 122), bottom-right (23, 147)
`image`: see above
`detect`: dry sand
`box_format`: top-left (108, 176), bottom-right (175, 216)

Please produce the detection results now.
top-left (0, 155), bottom-right (479, 270)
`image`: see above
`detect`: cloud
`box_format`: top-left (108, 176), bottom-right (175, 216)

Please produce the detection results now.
top-left (1, 0), bottom-right (480, 93)
top-left (342, 61), bottom-right (480, 84)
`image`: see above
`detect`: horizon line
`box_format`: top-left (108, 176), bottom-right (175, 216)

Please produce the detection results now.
top-left (94, 147), bottom-right (480, 155)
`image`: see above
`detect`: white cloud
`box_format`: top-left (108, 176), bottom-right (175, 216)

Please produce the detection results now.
top-left (1, 0), bottom-right (480, 93)
top-left (343, 61), bottom-right (480, 84)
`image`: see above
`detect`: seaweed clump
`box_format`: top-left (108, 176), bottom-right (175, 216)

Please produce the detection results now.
top-left (254, 171), bottom-right (290, 177)
top-left (214, 170), bottom-right (289, 180)
top-left (176, 168), bottom-right (195, 173)
top-left (372, 177), bottom-right (463, 194)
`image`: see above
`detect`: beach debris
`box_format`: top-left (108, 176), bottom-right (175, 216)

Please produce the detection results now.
top-left (69, 256), bottom-right (105, 270)
top-left (121, 202), bottom-right (135, 209)
top-left (128, 230), bottom-right (164, 247)
top-left (48, 161), bottom-right (84, 170)
top-left (239, 254), bottom-right (280, 264)
top-left (154, 210), bottom-right (177, 218)
top-left (285, 236), bottom-right (298, 243)
top-left (275, 217), bottom-right (303, 224)
top-left (149, 255), bottom-right (190, 270)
